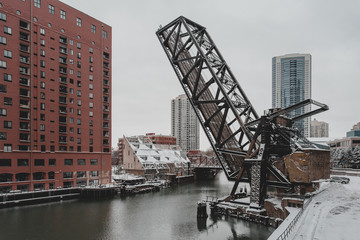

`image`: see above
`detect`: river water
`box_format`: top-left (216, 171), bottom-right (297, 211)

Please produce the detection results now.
top-left (0, 172), bottom-right (273, 240)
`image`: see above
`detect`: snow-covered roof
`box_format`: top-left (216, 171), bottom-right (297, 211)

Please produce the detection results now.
top-left (126, 136), bottom-right (190, 166)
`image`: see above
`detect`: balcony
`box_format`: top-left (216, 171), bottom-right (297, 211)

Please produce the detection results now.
top-left (59, 56), bottom-right (67, 65)
top-left (59, 86), bottom-right (67, 94)
top-left (20, 77), bottom-right (30, 86)
top-left (20, 44), bottom-right (29, 53)
top-left (20, 32), bottom-right (29, 41)
top-left (20, 99), bottom-right (30, 108)
top-left (19, 88), bottom-right (30, 97)
top-left (59, 107), bottom-right (67, 114)
top-left (59, 36), bottom-right (67, 44)
top-left (20, 55), bottom-right (29, 64)
top-left (103, 52), bottom-right (110, 60)
top-left (20, 122), bottom-right (30, 131)
top-left (59, 46), bottom-right (67, 55)
top-left (59, 67), bottom-right (67, 74)
top-left (19, 20), bottom-right (30, 30)
top-left (103, 105), bottom-right (109, 112)
top-left (19, 66), bottom-right (30, 75)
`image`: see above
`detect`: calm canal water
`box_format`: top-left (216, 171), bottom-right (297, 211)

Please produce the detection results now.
top-left (0, 172), bottom-right (273, 240)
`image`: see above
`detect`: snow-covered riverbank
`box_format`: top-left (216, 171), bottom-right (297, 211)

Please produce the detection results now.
top-left (289, 175), bottom-right (360, 240)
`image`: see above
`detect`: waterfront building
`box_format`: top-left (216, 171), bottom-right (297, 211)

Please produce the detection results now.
top-left (0, 0), bottom-right (112, 193)
top-left (118, 133), bottom-right (176, 166)
top-left (311, 119), bottom-right (329, 138)
top-left (171, 94), bottom-right (200, 152)
top-left (122, 135), bottom-right (190, 180)
top-left (272, 53), bottom-right (312, 137)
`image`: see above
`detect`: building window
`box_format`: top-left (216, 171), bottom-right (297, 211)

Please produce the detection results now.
top-left (77, 90), bottom-right (81, 97)
top-left (40, 28), bottom-right (45, 35)
top-left (40, 39), bottom-right (45, 46)
top-left (89, 102), bottom-right (93, 108)
top-left (89, 47), bottom-right (93, 53)
top-left (77, 128), bottom-right (81, 134)
top-left (40, 71), bottom-right (45, 78)
top-left (60, 10), bottom-right (66, 19)
top-left (77, 119), bottom-right (81, 125)
top-left (40, 124), bottom-right (45, 131)
top-left (4, 73), bottom-right (12, 82)
top-left (0, 84), bottom-right (6, 92)
top-left (90, 171), bottom-right (99, 177)
top-left (4, 50), bottom-right (12, 58)
top-left (76, 18), bottom-right (82, 27)
top-left (0, 159), bottom-right (11, 167)
top-left (64, 159), bottom-right (73, 166)
top-left (77, 42), bottom-right (81, 49)
top-left (0, 13), bottom-right (6, 22)
top-left (40, 103), bottom-right (45, 110)
top-left (18, 159), bottom-right (29, 166)
top-left (0, 132), bottom-right (6, 140)
top-left (34, 159), bottom-right (44, 166)
top-left (63, 172), bottom-right (73, 179)
top-left (34, 0), bottom-right (41, 8)
top-left (91, 24), bottom-right (96, 33)
top-left (4, 97), bottom-right (12, 105)
top-left (49, 159), bottom-right (56, 166)
top-left (102, 30), bottom-right (107, 39)
top-left (89, 111), bottom-right (93, 117)
top-left (89, 159), bottom-right (98, 166)
top-left (0, 60), bottom-right (6, 69)
top-left (77, 109), bottom-right (81, 116)
top-left (0, 108), bottom-right (6, 116)
top-left (4, 26), bottom-right (12, 35)
top-left (40, 49), bottom-right (45, 57)
top-left (77, 158), bottom-right (86, 166)
top-left (89, 93), bottom-right (93, 99)
top-left (4, 121), bottom-right (11, 129)
top-left (40, 60), bottom-right (45, 68)
top-left (49, 4), bottom-right (55, 14)
top-left (4, 144), bottom-right (12, 152)
top-left (77, 171), bottom-right (86, 178)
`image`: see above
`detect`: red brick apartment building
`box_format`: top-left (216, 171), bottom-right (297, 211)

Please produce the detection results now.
top-left (0, 0), bottom-right (112, 192)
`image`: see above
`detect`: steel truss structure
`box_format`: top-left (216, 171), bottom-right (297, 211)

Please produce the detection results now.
top-left (156, 16), bottom-right (328, 207)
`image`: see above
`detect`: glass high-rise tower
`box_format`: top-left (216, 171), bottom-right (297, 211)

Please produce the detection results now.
top-left (272, 53), bottom-right (312, 137)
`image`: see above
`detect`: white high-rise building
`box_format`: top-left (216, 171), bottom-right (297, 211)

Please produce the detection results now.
top-left (171, 94), bottom-right (200, 152)
top-left (272, 53), bottom-right (312, 137)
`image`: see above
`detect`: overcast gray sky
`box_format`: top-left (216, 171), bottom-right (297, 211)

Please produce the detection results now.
top-left (61, 0), bottom-right (360, 150)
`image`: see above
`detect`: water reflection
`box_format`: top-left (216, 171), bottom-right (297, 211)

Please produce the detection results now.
top-left (0, 172), bottom-right (273, 240)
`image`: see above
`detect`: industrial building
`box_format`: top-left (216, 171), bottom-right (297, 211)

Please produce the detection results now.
top-left (0, 0), bottom-right (112, 192)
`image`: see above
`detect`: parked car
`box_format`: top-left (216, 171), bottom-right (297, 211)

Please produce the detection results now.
top-left (330, 176), bottom-right (350, 184)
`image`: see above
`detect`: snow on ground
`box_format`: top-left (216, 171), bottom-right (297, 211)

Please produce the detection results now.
top-left (289, 176), bottom-right (360, 240)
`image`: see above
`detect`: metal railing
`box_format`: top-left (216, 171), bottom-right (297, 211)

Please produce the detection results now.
top-left (275, 197), bottom-right (312, 240)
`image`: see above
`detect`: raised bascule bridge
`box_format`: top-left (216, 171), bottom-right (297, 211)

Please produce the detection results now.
top-left (156, 16), bottom-right (330, 225)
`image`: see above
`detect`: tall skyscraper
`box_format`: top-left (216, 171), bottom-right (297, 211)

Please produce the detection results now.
top-left (171, 94), bottom-right (199, 152)
top-left (272, 53), bottom-right (311, 137)
top-left (0, 0), bottom-right (111, 193)
top-left (311, 119), bottom-right (329, 138)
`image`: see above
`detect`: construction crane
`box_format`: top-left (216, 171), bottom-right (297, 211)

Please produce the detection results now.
top-left (156, 16), bottom-right (329, 208)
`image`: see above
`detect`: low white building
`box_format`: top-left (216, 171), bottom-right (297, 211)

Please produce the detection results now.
top-left (123, 135), bottom-right (190, 180)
